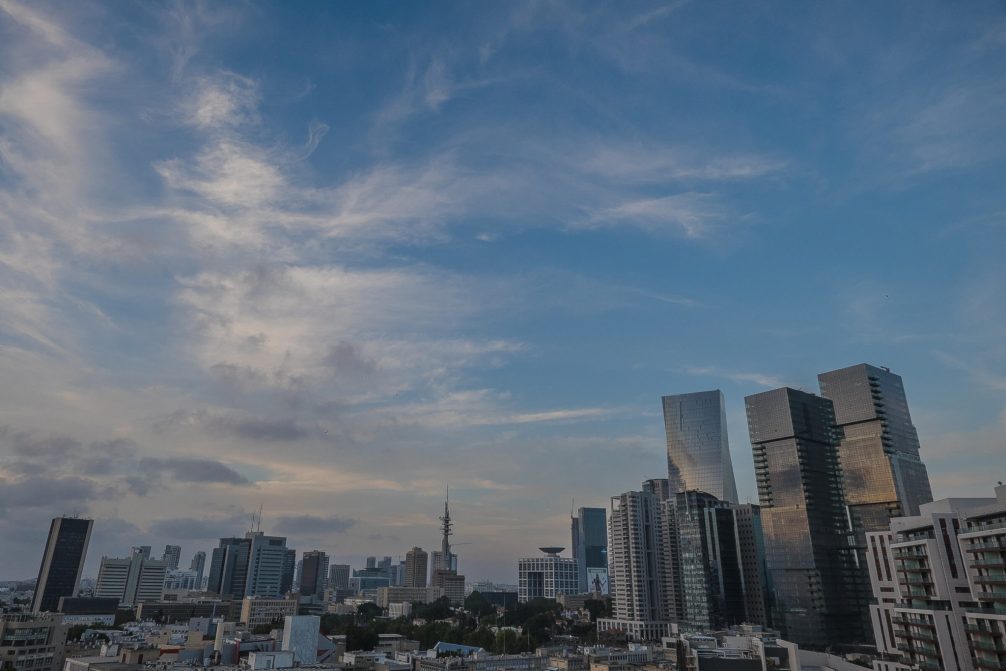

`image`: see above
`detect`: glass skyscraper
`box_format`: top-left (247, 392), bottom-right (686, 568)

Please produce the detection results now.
top-left (818, 363), bottom-right (933, 526)
top-left (31, 516), bottom-right (93, 613)
top-left (662, 390), bottom-right (738, 503)
top-left (745, 387), bottom-right (864, 648)
top-left (571, 507), bottom-right (608, 593)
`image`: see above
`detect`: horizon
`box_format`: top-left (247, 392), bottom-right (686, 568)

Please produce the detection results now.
top-left (1, 0), bottom-right (1005, 584)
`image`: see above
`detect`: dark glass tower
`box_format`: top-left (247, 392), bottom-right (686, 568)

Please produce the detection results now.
top-left (571, 507), bottom-right (608, 593)
top-left (662, 390), bottom-right (738, 503)
top-left (745, 387), bottom-right (863, 648)
top-left (32, 517), bottom-right (93, 613)
top-left (818, 363), bottom-right (933, 525)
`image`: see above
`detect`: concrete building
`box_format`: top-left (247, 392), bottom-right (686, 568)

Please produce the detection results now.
top-left (867, 484), bottom-right (1006, 671)
top-left (281, 615), bottom-right (320, 664)
top-left (405, 548), bottom-right (429, 588)
top-left (0, 612), bottom-right (67, 671)
top-left (572, 508), bottom-right (608, 594)
top-left (161, 545), bottom-right (181, 571)
top-left (518, 548), bottom-right (579, 602)
top-left (745, 387), bottom-right (863, 648)
top-left (56, 597), bottom-right (119, 626)
top-left (663, 390), bottom-right (738, 503)
top-left (94, 551), bottom-right (167, 606)
top-left (602, 479), bottom-right (680, 641)
top-left (240, 597), bottom-right (298, 630)
top-left (376, 586), bottom-right (443, 609)
top-left (31, 516), bottom-right (93, 613)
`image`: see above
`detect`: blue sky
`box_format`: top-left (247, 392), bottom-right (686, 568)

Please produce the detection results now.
top-left (1, 0), bottom-right (1004, 582)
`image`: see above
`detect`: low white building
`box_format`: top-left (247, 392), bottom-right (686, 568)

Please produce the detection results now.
top-left (517, 548), bottom-right (578, 602)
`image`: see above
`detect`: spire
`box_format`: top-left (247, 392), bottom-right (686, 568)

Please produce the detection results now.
top-left (439, 485), bottom-right (453, 567)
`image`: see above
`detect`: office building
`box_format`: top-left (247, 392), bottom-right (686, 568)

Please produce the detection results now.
top-left (31, 516), bottom-right (93, 613)
top-left (163, 569), bottom-right (201, 591)
top-left (329, 564), bottom-right (351, 591)
top-left (517, 548), bottom-right (578, 602)
top-left (745, 387), bottom-right (863, 647)
top-left (207, 532), bottom-right (293, 598)
top-left (94, 550), bottom-right (167, 606)
top-left (674, 490), bottom-right (747, 631)
top-left (376, 586), bottom-right (443, 608)
top-left (732, 503), bottom-right (770, 628)
top-left (162, 544), bottom-right (182, 571)
top-left (0, 612), bottom-right (67, 671)
top-left (600, 479), bottom-right (680, 641)
top-left (299, 550), bottom-right (328, 597)
top-left (240, 596), bottom-right (298, 629)
top-left (56, 597), bottom-right (119, 626)
top-left (867, 484), bottom-right (1006, 671)
top-left (663, 390), bottom-right (739, 503)
top-left (190, 551), bottom-right (206, 587)
top-left (405, 547), bottom-right (429, 588)
top-left (571, 507), bottom-right (608, 594)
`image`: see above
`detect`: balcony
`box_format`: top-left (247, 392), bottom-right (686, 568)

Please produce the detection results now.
top-left (973, 641), bottom-right (1005, 653)
top-left (974, 576), bottom-right (1006, 585)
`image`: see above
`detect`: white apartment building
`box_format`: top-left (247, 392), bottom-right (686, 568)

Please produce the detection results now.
top-left (867, 484), bottom-right (1006, 671)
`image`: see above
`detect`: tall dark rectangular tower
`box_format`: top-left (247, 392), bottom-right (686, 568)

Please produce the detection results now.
top-left (663, 390), bottom-right (738, 503)
top-left (571, 507), bottom-right (608, 593)
top-left (32, 517), bottom-right (93, 613)
top-left (745, 387), bottom-right (863, 647)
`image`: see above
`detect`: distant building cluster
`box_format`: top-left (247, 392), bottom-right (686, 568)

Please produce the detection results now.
top-left (4, 362), bottom-right (1003, 671)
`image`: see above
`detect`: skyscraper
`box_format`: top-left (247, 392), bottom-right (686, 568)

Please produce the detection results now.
top-left (818, 364), bottom-right (933, 532)
top-left (207, 532), bottom-right (292, 597)
top-left (662, 390), bottom-right (738, 503)
top-left (745, 387), bottom-right (863, 647)
top-left (571, 507), bottom-right (608, 594)
top-left (190, 551), bottom-right (206, 588)
top-left (328, 564), bottom-right (351, 591)
top-left (600, 479), bottom-right (680, 642)
top-left (161, 545), bottom-right (181, 571)
top-left (404, 547), bottom-right (429, 588)
top-left (31, 517), bottom-right (93, 613)
top-left (299, 550), bottom-right (328, 597)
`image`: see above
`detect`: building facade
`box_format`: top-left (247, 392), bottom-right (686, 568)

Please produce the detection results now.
top-left (208, 532), bottom-right (293, 598)
top-left (572, 507), bottom-right (608, 594)
top-left (0, 612), bottom-right (67, 671)
top-left (662, 390), bottom-right (739, 503)
top-left (161, 545), bottom-right (182, 571)
top-left (94, 550), bottom-right (167, 606)
top-left (240, 597), bottom-right (298, 629)
top-left (31, 516), bottom-right (93, 613)
top-left (299, 550), bottom-right (329, 597)
top-left (190, 551), bottom-right (206, 588)
top-left (405, 547), bottom-right (429, 588)
top-left (517, 550), bottom-right (578, 602)
top-left (328, 564), bottom-right (351, 591)
top-left (745, 387), bottom-right (863, 647)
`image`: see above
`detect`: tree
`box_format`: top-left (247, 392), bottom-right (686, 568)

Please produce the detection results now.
top-left (345, 624), bottom-right (379, 651)
top-left (583, 598), bottom-right (610, 622)
top-left (356, 602), bottom-right (383, 623)
top-left (463, 591), bottom-right (494, 619)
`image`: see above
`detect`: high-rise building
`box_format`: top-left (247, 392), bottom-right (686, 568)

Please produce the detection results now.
top-left (31, 516), bottom-right (93, 613)
top-left (599, 479), bottom-right (680, 642)
top-left (867, 484), bottom-right (1006, 671)
top-left (732, 503), bottom-right (770, 628)
top-left (161, 545), bottom-right (181, 571)
top-left (190, 551), bottom-right (206, 587)
top-left (745, 387), bottom-right (863, 647)
top-left (818, 364), bottom-right (932, 522)
top-left (571, 507), bottom-right (608, 594)
top-left (94, 550), bottom-right (167, 606)
top-left (404, 547), bottom-right (429, 588)
top-left (517, 548), bottom-right (578, 602)
top-left (662, 390), bottom-right (739, 503)
top-left (674, 490), bottom-right (747, 631)
top-left (207, 532), bottom-right (292, 598)
top-left (299, 550), bottom-right (328, 597)
top-left (328, 564), bottom-right (351, 591)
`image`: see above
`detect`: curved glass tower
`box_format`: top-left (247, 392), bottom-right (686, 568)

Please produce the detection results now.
top-left (662, 390), bottom-right (738, 503)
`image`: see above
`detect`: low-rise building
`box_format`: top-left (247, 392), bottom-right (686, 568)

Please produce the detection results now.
top-left (240, 597), bottom-right (298, 630)
top-left (376, 587), bottom-right (443, 609)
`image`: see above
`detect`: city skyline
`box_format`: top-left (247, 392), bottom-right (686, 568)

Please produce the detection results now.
top-left (2, 0), bottom-right (1006, 584)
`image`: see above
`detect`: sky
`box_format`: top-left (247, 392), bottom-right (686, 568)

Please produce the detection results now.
top-left (1, 0), bottom-right (1005, 582)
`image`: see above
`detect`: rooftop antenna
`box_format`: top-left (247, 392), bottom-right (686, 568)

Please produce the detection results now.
top-left (256, 504), bottom-right (263, 533)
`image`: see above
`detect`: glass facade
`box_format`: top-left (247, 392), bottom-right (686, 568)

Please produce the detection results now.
top-left (663, 390), bottom-right (739, 503)
top-left (32, 517), bottom-right (93, 613)
top-left (745, 387), bottom-right (864, 648)
top-left (572, 507), bottom-right (608, 593)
